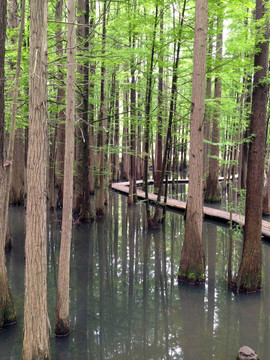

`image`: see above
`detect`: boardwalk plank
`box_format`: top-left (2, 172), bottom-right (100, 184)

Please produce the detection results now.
top-left (111, 181), bottom-right (270, 238)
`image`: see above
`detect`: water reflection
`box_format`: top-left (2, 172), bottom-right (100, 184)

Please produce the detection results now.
top-left (2, 192), bottom-right (270, 359)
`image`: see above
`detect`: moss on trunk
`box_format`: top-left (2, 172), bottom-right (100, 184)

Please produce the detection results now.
top-left (237, 270), bottom-right (262, 293)
top-left (178, 267), bottom-right (205, 284)
top-left (0, 299), bottom-right (16, 329)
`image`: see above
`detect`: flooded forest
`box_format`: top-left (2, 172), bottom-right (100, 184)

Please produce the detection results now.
top-left (1, 0), bottom-right (270, 359)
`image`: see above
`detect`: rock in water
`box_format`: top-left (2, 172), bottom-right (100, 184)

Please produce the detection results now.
top-left (238, 346), bottom-right (258, 360)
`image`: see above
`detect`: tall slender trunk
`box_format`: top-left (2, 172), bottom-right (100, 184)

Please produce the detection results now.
top-left (153, 0), bottom-right (187, 223)
top-left (178, 0), bottom-right (208, 284)
top-left (0, 0), bottom-right (16, 329)
top-left (128, 34), bottom-right (137, 206)
top-left (10, 128), bottom-right (24, 205)
top-left (7, 0), bottom-right (25, 206)
top-left (121, 77), bottom-right (130, 181)
top-left (263, 160), bottom-right (270, 215)
top-left (144, 4), bottom-right (159, 227)
top-left (55, 0), bottom-right (76, 336)
top-left (55, 0), bottom-right (66, 209)
top-left (74, 0), bottom-right (93, 221)
top-left (236, 0), bottom-right (269, 292)
top-left (111, 70), bottom-right (120, 182)
top-left (22, 0), bottom-right (50, 357)
top-left (155, 4), bottom-right (164, 194)
top-left (96, 0), bottom-right (107, 217)
top-left (3, 0), bottom-right (25, 251)
top-left (0, 0), bottom-right (5, 168)
top-left (205, 9), bottom-right (222, 202)
top-left (203, 24), bottom-right (213, 186)
top-left (89, 0), bottom-right (96, 194)
top-left (240, 77), bottom-right (252, 190)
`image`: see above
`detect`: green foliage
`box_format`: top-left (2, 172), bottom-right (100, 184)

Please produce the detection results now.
top-left (3, 0), bottom-right (267, 188)
top-left (178, 268), bottom-right (205, 283)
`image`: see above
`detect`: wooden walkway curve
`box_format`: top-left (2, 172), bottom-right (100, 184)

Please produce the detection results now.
top-left (111, 180), bottom-right (270, 239)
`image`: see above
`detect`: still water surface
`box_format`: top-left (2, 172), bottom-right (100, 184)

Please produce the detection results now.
top-left (1, 191), bottom-right (270, 359)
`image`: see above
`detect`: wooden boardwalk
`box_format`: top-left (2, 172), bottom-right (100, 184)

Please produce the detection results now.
top-left (111, 181), bottom-right (270, 239)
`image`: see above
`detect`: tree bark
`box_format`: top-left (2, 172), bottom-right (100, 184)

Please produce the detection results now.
top-left (0, 0), bottom-right (5, 168)
top-left (144, 4), bottom-right (159, 227)
top-left (203, 24), bottom-right (213, 186)
top-left (128, 34), bottom-right (137, 206)
top-left (178, 0), bottom-right (207, 283)
top-left (3, 0), bottom-right (26, 253)
top-left (10, 128), bottom-right (25, 204)
top-left (121, 79), bottom-right (130, 181)
top-left (96, 0), bottom-right (107, 217)
top-left (73, 0), bottom-right (93, 221)
top-left (110, 70), bottom-right (120, 182)
top-left (0, 0), bottom-right (16, 330)
top-left (263, 160), bottom-right (270, 215)
top-left (55, 0), bottom-right (76, 336)
top-left (153, 0), bottom-right (187, 224)
top-left (22, 0), bottom-right (50, 358)
top-left (54, 0), bottom-right (66, 209)
top-left (205, 9), bottom-right (223, 202)
top-left (89, 0), bottom-right (96, 194)
top-left (154, 4), bottom-right (164, 194)
top-left (236, 0), bottom-right (269, 292)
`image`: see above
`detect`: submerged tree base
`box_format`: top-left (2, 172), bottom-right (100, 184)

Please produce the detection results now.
top-left (96, 208), bottom-right (105, 219)
top-left (230, 279), bottom-right (262, 294)
top-left (0, 295), bottom-right (17, 329)
top-left (55, 318), bottom-right (70, 337)
top-left (5, 230), bottom-right (12, 251)
top-left (3, 315), bottom-right (17, 326)
top-left (0, 315), bottom-right (17, 331)
top-left (178, 269), bottom-right (205, 285)
top-left (147, 216), bottom-right (159, 230)
top-left (204, 194), bottom-right (221, 203)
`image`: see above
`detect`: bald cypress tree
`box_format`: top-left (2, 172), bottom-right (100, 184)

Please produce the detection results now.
top-left (236, 0), bottom-right (269, 292)
top-left (22, 0), bottom-right (50, 357)
top-left (0, 0), bottom-right (16, 330)
top-left (178, 0), bottom-right (208, 284)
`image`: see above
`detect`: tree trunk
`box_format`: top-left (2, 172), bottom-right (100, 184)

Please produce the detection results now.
top-left (236, 0), bottom-right (269, 292)
top-left (0, 0), bottom-right (16, 329)
top-left (153, 0), bottom-right (187, 224)
top-left (7, 1), bottom-right (25, 205)
top-left (10, 128), bottom-right (25, 204)
top-left (88, 0), bottom-right (96, 194)
top-left (22, 0), bottom-right (50, 358)
top-left (154, 5), bottom-right (164, 194)
top-left (128, 35), bottom-right (137, 206)
top-left (55, 0), bottom-right (76, 336)
top-left (203, 26), bottom-right (213, 186)
top-left (121, 80), bottom-right (130, 181)
top-left (54, 0), bottom-right (66, 209)
top-left (3, 0), bottom-right (25, 252)
top-left (263, 160), bottom-right (270, 215)
top-left (0, 0), bottom-right (5, 168)
top-left (111, 70), bottom-right (120, 182)
top-left (144, 4), bottom-right (159, 227)
top-left (136, 92), bottom-right (143, 179)
top-left (73, 0), bottom-right (93, 221)
top-left (96, 0), bottom-right (107, 217)
top-left (178, 0), bottom-right (207, 284)
top-left (205, 10), bottom-right (223, 202)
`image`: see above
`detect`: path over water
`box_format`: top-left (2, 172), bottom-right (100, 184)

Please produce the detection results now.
top-left (112, 180), bottom-right (270, 239)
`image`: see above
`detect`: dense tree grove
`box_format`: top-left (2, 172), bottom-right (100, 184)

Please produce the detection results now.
top-left (1, 0), bottom-right (270, 357)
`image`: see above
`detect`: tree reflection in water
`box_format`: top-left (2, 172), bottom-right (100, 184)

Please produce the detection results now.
top-left (3, 192), bottom-right (270, 359)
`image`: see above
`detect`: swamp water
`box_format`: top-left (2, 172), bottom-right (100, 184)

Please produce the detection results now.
top-left (1, 191), bottom-right (270, 359)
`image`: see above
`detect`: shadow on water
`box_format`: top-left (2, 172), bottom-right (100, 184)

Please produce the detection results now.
top-left (3, 191), bottom-right (270, 359)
